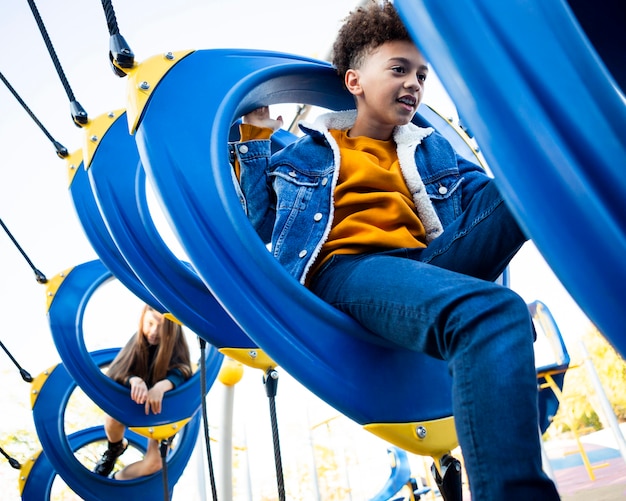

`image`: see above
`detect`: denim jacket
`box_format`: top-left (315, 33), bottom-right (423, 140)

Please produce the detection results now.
top-left (233, 110), bottom-right (490, 284)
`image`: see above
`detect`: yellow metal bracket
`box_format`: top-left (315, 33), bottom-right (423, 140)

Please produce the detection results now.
top-left (219, 347), bottom-right (276, 371)
top-left (364, 415), bottom-right (458, 461)
top-left (125, 50), bottom-right (194, 135)
top-left (81, 109), bottom-right (127, 170)
top-left (18, 450), bottom-right (43, 495)
top-left (44, 266), bottom-right (75, 312)
top-left (65, 148), bottom-right (83, 186)
top-left (129, 418), bottom-right (191, 441)
top-left (30, 364), bottom-right (58, 408)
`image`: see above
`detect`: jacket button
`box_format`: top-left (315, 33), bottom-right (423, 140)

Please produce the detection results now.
top-left (313, 213), bottom-right (323, 222)
top-left (289, 171), bottom-right (297, 178)
top-left (438, 185), bottom-right (448, 195)
top-left (238, 145), bottom-right (249, 154)
top-left (298, 249), bottom-right (307, 258)
top-left (321, 178), bottom-right (328, 186)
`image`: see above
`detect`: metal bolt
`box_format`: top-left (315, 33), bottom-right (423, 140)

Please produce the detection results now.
top-left (108, 111), bottom-right (115, 118)
top-left (90, 135), bottom-right (98, 142)
top-left (164, 52), bottom-right (174, 60)
top-left (416, 425), bottom-right (427, 439)
top-left (269, 370), bottom-right (279, 380)
top-left (248, 350), bottom-right (257, 359)
top-left (139, 81), bottom-right (150, 90)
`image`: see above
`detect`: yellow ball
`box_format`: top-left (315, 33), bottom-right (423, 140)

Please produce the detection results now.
top-left (218, 357), bottom-right (244, 386)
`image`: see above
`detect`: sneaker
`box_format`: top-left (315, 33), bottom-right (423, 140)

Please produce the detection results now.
top-left (93, 439), bottom-right (128, 477)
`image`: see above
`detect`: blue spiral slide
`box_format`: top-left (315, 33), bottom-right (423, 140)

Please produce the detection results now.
top-left (121, 47), bottom-right (514, 458)
top-left (18, 259), bottom-right (223, 499)
top-left (121, 17), bottom-right (618, 454)
top-left (24, 348), bottom-right (201, 500)
top-left (395, 0), bottom-right (626, 355)
top-left (27, 0), bottom-right (621, 493)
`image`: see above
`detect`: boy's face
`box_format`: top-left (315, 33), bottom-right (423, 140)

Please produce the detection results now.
top-left (345, 40), bottom-right (428, 138)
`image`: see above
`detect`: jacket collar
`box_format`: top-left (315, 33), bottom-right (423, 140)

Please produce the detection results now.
top-left (299, 109), bottom-right (443, 243)
top-left (300, 109), bottom-right (434, 145)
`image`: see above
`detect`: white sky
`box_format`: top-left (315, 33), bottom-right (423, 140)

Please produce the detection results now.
top-left (0, 0), bottom-right (594, 498)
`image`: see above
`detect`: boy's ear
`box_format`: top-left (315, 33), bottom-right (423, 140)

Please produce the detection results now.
top-left (344, 69), bottom-right (362, 96)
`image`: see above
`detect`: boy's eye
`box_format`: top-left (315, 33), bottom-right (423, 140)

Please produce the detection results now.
top-left (418, 73), bottom-right (427, 82)
top-left (391, 65), bottom-right (406, 74)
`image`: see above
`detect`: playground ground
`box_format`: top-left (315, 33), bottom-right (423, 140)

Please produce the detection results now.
top-left (546, 430), bottom-right (626, 501)
top-left (455, 426), bottom-right (626, 501)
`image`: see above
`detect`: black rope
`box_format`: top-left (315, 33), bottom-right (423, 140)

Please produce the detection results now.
top-left (0, 339), bottom-right (32, 383)
top-left (0, 72), bottom-right (68, 158)
top-left (0, 446), bottom-right (21, 470)
top-left (100, 0), bottom-right (135, 77)
top-left (159, 438), bottom-right (171, 501)
top-left (199, 337), bottom-right (219, 500)
top-left (25, 0), bottom-right (88, 126)
top-left (0, 218), bottom-right (47, 284)
top-left (264, 368), bottom-right (285, 501)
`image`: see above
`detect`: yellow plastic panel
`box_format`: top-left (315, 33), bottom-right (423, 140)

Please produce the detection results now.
top-left (219, 347), bottom-right (276, 371)
top-left (44, 266), bottom-right (75, 311)
top-left (65, 148), bottom-right (83, 185)
top-left (30, 364), bottom-right (58, 408)
top-left (82, 109), bottom-right (126, 169)
top-left (126, 50), bottom-right (194, 134)
top-left (130, 418), bottom-right (191, 441)
top-left (364, 416), bottom-right (457, 459)
top-left (18, 450), bottom-right (43, 495)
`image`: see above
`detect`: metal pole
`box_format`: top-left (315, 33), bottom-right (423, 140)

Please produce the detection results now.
top-left (220, 384), bottom-right (236, 500)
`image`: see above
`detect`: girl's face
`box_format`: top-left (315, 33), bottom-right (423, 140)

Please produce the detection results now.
top-left (142, 309), bottom-right (164, 346)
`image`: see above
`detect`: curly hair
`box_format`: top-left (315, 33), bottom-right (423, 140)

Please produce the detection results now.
top-left (331, 0), bottom-right (412, 79)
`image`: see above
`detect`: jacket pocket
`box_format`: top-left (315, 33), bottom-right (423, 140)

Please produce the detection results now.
top-left (270, 168), bottom-right (320, 210)
top-left (426, 176), bottom-right (463, 227)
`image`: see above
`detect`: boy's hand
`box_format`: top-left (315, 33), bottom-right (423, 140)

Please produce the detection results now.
top-left (242, 106), bottom-right (283, 131)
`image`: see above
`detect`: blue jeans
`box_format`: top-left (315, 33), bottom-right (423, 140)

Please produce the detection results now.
top-left (310, 180), bottom-right (560, 500)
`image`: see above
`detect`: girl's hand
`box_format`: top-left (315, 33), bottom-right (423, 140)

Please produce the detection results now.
top-left (144, 380), bottom-right (174, 415)
top-left (242, 106), bottom-right (283, 131)
top-left (129, 377), bottom-right (148, 405)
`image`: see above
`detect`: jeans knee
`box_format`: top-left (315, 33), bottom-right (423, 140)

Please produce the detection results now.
top-left (458, 284), bottom-right (533, 351)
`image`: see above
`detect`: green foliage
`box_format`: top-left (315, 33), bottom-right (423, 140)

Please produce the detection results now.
top-left (546, 326), bottom-right (626, 438)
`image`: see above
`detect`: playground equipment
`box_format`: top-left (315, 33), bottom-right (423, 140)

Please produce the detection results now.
top-left (4, 0), bottom-right (623, 497)
top-left (79, 109), bottom-right (259, 353)
top-left (532, 300), bottom-right (626, 483)
top-left (23, 348), bottom-right (202, 500)
top-left (125, 48), bottom-right (460, 469)
top-left (46, 259), bottom-right (222, 427)
top-left (370, 446), bottom-right (432, 501)
top-left (395, 0), bottom-right (626, 358)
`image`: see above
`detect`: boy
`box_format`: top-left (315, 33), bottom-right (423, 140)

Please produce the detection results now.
top-left (234, 1), bottom-right (560, 499)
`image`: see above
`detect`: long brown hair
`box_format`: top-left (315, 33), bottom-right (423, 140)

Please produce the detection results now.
top-left (106, 305), bottom-right (192, 387)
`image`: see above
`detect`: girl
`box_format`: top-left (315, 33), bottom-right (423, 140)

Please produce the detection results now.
top-left (93, 305), bottom-right (192, 480)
